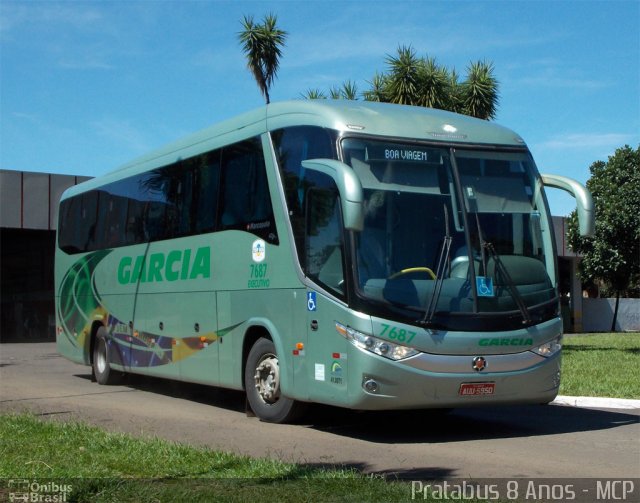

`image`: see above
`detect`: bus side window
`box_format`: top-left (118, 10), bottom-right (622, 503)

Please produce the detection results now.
top-left (144, 201), bottom-right (167, 242)
top-left (125, 195), bottom-right (146, 245)
top-left (305, 177), bottom-right (346, 298)
top-left (220, 145), bottom-right (252, 228)
top-left (219, 137), bottom-right (278, 243)
top-left (272, 126), bottom-right (338, 263)
top-left (92, 190), bottom-right (109, 249)
top-left (82, 191), bottom-right (99, 251)
top-left (193, 150), bottom-right (221, 234)
top-left (138, 169), bottom-right (170, 242)
top-left (58, 196), bottom-right (83, 253)
top-left (105, 193), bottom-right (128, 248)
top-left (273, 126), bottom-right (337, 212)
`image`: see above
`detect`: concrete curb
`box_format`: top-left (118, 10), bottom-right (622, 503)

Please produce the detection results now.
top-left (552, 395), bottom-right (640, 410)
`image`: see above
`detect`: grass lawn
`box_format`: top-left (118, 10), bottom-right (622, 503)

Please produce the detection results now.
top-left (0, 414), bottom-right (423, 503)
top-left (560, 332), bottom-right (640, 399)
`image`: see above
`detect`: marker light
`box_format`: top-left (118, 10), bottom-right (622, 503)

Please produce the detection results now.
top-left (531, 336), bottom-right (562, 357)
top-left (335, 322), bottom-right (419, 361)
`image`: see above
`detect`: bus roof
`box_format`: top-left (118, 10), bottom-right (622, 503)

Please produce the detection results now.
top-left (62, 100), bottom-right (526, 198)
top-left (266, 100), bottom-right (524, 146)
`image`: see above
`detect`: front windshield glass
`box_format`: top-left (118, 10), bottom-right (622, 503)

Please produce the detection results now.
top-left (341, 138), bottom-right (557, 327)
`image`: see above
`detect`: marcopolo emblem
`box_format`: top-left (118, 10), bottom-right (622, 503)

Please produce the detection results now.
top-left (472, 356), bottom-right (487, 372)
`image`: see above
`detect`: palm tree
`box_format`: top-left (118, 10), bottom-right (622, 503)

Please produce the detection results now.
top-left (301, 89), bottom-right (327, 100)
top-left (415, 57), bottom-right (449, 109)
top-left (362, 72), bottom-right (388, 102)
top-left (329, 85), bottom-right (342, 100)
top-left (238, 14), bottom-right (287, 104)
top-left (385, 45), bottom-right (420, 105)
top-left (446, 68), bottom-right (465, 114)
top-left (340, 80), bottom-right (358, 100)
top-left (462, 60), bottom-right (499, 120)
top-left (300, 45), bottom-right (499, 120)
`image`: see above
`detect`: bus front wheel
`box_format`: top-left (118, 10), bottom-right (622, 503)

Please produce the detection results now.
top-left (93, 327), bottom-right (122, 385)
top-left (245, 337), bottom-right (305, 423)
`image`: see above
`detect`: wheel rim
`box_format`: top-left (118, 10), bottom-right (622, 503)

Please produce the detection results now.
top-left (253, 353), bottom-right (280, 405)
top-left (96, 340), bottom-right (107, 374)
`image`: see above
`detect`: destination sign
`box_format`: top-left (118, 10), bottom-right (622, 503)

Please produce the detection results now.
top-left (366, 145), bottom-right (443, 164)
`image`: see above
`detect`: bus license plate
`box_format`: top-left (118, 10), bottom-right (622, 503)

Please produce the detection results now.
top-left (459, 382), bottom-right (495, 396)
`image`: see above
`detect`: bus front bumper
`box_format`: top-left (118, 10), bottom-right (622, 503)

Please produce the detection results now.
top-left (346, 349), bottom-right (561, 410)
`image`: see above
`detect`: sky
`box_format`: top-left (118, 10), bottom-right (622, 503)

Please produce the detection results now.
top-left (1, 0), bottom-right (638, 217)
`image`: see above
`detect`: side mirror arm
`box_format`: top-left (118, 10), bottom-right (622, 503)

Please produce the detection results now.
top-left (541, 173), bottom-right (595, 237)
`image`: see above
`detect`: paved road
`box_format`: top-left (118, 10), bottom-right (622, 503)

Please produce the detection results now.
top-left (1, 342), bottom-right (638, 479)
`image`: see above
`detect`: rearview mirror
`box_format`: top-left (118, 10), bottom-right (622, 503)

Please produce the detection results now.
top-left (301, 159), bottom-right (364, 231)
top-left (541, 174), bottom-right (595, 237)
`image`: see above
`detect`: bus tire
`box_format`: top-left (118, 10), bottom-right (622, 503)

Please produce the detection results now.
top-left (93, 328), bottom-right (122, 385)
top-left (245, 337), bottom-right (305, 423)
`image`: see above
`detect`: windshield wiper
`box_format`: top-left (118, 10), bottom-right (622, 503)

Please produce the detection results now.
top-left (482, 241), bottom-right (533, 325)
top-left (472, 211), bottom-right (532, 325)
top-left (420, 205), bottom-right (452, 326)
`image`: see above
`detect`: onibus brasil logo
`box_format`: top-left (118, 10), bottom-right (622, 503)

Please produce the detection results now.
top-left (8, 479), bottom-right (73, 502)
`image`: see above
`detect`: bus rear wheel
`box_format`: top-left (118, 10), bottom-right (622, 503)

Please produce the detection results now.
top-left (245, 337), bottom-right (305, 423)
top-left (93, 327), bottom-right (122, 385)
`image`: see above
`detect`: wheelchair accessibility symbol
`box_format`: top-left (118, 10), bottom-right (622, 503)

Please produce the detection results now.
top-left (307, 292), bottom-right (317, 311)
top-left (476, 276), bottom-right (494, 297)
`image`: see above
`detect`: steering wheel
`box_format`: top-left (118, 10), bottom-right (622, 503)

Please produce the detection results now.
top-left (388, 267), bottom-right (437, 280)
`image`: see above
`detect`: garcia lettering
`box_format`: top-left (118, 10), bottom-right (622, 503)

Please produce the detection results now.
top-left (479, 337), bottom-right (534, 347)
top-left (117, 247), bottom-right (211, 284)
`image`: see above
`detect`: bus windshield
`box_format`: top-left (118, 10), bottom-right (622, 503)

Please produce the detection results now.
top-left (341, 138), bottom-right (557, 330)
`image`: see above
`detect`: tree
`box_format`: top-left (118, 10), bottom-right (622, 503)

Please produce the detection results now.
top-left (362, 72), bottom-right (387, 102)
top-left (415, 56), bottom-right (450, 109)
top-left (303, 80), bottom-right (359, 101)
top-left (385, 45), bottom-right (421, 105)
top-left (238, 14), bottom-right (287, 104)
top-left (566, 145), bottom-right (640, 331)
top-left (340, 80), bottom-right (358, 100)
top-left (301, 89), bottom-right (326, 100)
top-left (463, 60), bottom-right (499, 120)
top-left (304, 45), bottom-right (500, 120)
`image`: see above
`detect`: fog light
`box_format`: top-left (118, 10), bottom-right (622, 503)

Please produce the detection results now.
top-left (363, 378), bottom-right (379, 393)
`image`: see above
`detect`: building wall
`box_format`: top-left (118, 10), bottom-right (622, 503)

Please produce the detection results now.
top-left (0, 170), bottom-right (91, 231)
top-left (1, 228), bottom-right (56, 340)
top-left (552, 216), bottom-right (577, 258)
top-left (0, 170), bottom-right (90, 341)
top-left (582, 298), bottom-right (640, 332)
top-left (552, 216), bottom-right (584, 332)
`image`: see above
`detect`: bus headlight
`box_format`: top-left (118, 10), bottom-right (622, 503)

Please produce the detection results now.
top-left (531, 336), bottom-right (562, 357)
top-left (335, 322), bottom-right (419, 361)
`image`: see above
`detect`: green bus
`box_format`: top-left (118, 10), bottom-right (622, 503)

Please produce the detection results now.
top-left (55, 100), bottom-right (594, 423)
